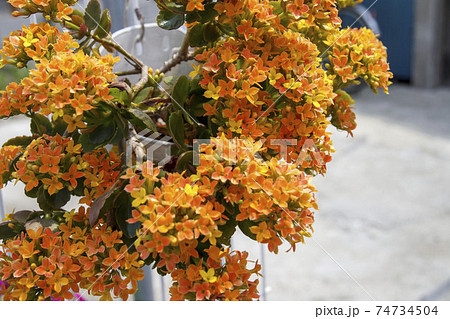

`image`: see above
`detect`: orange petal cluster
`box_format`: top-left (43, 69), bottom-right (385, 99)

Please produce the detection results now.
top-left (326, 27), bottom-right (393, 93)
top-left (10, 134), bottom-right (120, 204)
top-left (0, 207), bottom-right (144, 301)
top-left (0, 23), bottom-right (78, 69)
top-left (8, 0), bottom-right (77, 21)
top-left (0, 145), bottom-right (22, 188)
top-left (0, 49), bottom-right (118, 130)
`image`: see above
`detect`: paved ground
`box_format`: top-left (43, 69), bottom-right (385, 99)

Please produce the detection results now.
top-left (1, 84), bottom-right (449, 301)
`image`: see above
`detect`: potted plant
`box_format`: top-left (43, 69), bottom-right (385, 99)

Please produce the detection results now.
top-left (0, 0), bottom-right (392, 301)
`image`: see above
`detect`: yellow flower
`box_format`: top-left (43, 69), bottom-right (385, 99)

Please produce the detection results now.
top-left (204, 83), bottom-right (222, 100)
top-left (228, 119), bottom-right (243, 134)
top-left (189, 63), bottom-right (201, 79)
top-left (184, 184), bottom-right (198, 197)
top-left (131, 188), bottom-right (147, 207)
top-left (199, 268), bottom-right (217, 283)
top-left (19, 33), bottom-right (38, 48)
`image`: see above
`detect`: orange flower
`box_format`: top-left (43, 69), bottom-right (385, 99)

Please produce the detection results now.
top-left (186, 0), bottom-right (204, 11)
top-left (236, 81), bottom-right (259, 104)
top-left (39, 154), bottom-right (60, 175)
top-left (61, 163), bottom-right (84, 189)
top-left (42, 176), bottom-right (63, 195)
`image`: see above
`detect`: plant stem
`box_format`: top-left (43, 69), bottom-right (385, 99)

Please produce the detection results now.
top-left (132, 65), bottom-right (149, 97)
top-left (92, 34), bottom-right (144, 70)
top-left (160, 29), bottom-right (193, 74)
top-left (115, 69), bottom-right (141, 76)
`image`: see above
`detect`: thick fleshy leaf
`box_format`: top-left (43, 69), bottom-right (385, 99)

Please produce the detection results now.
top-left (93, 9), bottom-right (111, 38)
top-left (89, 185), bottom-right (117, 226)
top-left (84, 0), bottom-right (102, 30)
top-left (2, 136), bottom-right (32, 147)
top-left (128, 108), bottom-right (158, 133)
top-left (238, 219), bottom-right (258, 241)
top-left (0, 222), bottom-right (20, 241)
top-left (172, 75), bottom-right (191, 108)
top-left (114, 192), bottom-right (141, 238)
top-left (12, 210), bottom-right (34, 224)
top-left (176, 150), bottom-right (194, 171)
top-left (157, 9), bottom-right (184, 30)
top-left (133, 87), bottom-right (152, 104)
top-left (30, 114), bottom-right (52, 135)
top-left (189, 23), bottom-right (207, 47)
top-left (203, 23), bottom-right (221, 43)
top-left (168, 111), bottom-right (186, 150)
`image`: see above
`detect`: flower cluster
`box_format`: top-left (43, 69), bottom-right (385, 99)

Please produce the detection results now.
top-left (123, 162), bottom-right (227, 267)
top-left (194, 0), bottom-right (336, 174)
top-left (0, 23), bottom-right (78, 69)
top-left (0, 0), bottom-right (393, 302)
top-left (11, 134), bottom-right (120, 205)
top-left (0, 145), bottom-right (22, 188)
top-left (8, 0), bottom-right (77, 21)
top-left (0, 207), bottom-right (144, 301)
top-left (325, 27), bottom-right (393, 93)
top-left (197, 136), bottom-right (317, 253)
top-left (0, 49), bottom-right (118, 130)
top-left (328, 89), bottom-right (356, 136)
top-left (123, 160), bottom-right (262, 300)
top-left (170, 247), bottom-right (260, 301)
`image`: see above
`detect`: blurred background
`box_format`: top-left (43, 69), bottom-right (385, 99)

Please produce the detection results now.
top-left (0, 0), bottom-right (449, 301)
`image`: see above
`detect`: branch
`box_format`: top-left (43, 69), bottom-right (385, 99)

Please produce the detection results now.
top-left (160, 29), bottom-right (193, 74)
top-left (115, 69), bottom-right (141, 76)
top-left (132, 65), bottom-right (149, 98)
top-left (92, 34), bottom-right (144, 70)
top-left (142, 98), bottom-right (172, 106)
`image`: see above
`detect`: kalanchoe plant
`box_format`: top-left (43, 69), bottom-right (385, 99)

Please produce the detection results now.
top-left (0, 0), bottom-right (392, 301)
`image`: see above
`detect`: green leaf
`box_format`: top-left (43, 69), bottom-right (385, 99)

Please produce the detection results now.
top-left (84, 0), bottom-right (102, 31)
top-left (89, 184), bottom-right (116, 226)
top-left (238, 219), bottom-right (258, 241)
top-left (37, 186), bottom-right (53, 212)
top-left (157, 9), bottom-right (185, 30)
top-left (0, 222), bottom-right (20, 241)
top-left (93, 9), bottom-right (111, 38)
top-left (133, 87), bottom-right (152, 104)
top-left (189, 23), bottom-right (207, 47)
top-left (25, 185), bottom-right (40, 198)
top-left (168, 111), bottom-right (186, 150)
top-left (218, 215), bottom-right (237, 246)
top-left (128, 108), bottom-right (158, 132)
top-left (79, 133), bottom-right (98, 152)
top-left (186, 3), bottom-right (218, 24)
top-left (2, 136), bottom-right (32, 147)
top-left (72, 9), bottom-right (85, 17)
top-left (52, 118), bottom-right (69, 136)
top-left (109, 87), bottom-right (122, 100)
top-left (172, 75), bottom-right (191, 108)
top-left (54, 188), bottom-right (71, 209)
top-left (161, 0), bottom-right (185, 12)
top-left (203, 23), bottom-right (221, 43)
top-left (12, 210), bottom-right (34, 224)
top-left (176, 151), bottom-right (194, 172)
top-left (30, 114), bottom-right (52, 135)
top-left (36, 186), bottom-right (70, 212)
top-left (89, 123), bottom-right (115, 145)
top-left (114, 192), bottom-right (141, 238)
